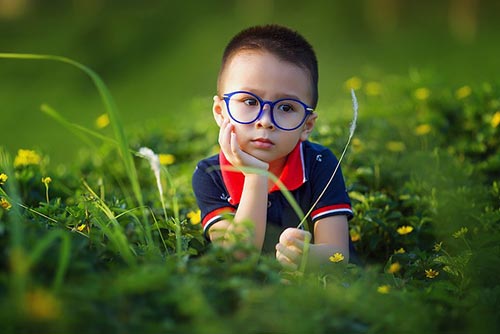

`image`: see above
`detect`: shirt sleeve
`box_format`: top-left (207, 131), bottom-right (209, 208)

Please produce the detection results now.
top-left (191, 157), bottom-right (236, 239)
top-left (308, 146), bottom-right (353, 223)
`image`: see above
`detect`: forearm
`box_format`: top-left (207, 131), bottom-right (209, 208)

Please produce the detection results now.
top-left (227, 174), bottom-right (268, 250)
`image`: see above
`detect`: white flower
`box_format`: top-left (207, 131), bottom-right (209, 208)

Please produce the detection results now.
top-left (349, 88), bottom-right (358, 139)
top-left (138, 147), bottom-right (163, 198)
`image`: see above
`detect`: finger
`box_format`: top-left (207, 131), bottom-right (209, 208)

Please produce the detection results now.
top-left (276, 242), bottom-right (301, 263)
top-left (230, 131), bottom-right (245, 160)
top-left (279, 228), bottom-right (308, 245)
top-left (276, 251), bottom-right (298, 271)
top-left (218, 118), bottom-right (227, 144)
top-left (288, 237), bottom-right (311, 252)
top-left (219, 120), bottom-right (233, 156)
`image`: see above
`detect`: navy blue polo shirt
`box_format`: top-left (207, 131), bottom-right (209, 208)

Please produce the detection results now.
top-left (192, 140), bottom-right (353, 252)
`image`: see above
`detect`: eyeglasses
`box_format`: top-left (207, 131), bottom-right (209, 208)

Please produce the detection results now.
top-left (222, 91), bottom-right (314, 131)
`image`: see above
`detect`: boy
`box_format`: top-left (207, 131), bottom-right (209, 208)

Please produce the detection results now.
top-left (192, 24), bottom-right (353, 271)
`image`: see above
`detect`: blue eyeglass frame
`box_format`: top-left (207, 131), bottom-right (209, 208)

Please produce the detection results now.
top-left (222, 90), bottom-right (314, 131)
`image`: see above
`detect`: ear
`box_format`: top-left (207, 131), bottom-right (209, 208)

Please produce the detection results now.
top-left (300, 113), bottom-right (317, 141)
top-left (212, 95), bottom-right (225, 127)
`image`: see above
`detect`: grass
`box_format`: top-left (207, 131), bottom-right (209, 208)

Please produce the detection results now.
top-left (0, 54), bottom-right (499, 333)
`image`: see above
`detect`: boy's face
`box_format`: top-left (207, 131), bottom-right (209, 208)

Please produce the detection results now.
top-left (213, 50), bottom-right (317, 165)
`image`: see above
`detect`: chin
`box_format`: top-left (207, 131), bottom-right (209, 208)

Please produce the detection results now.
top-left (248, 150), bottom-right (280, 164)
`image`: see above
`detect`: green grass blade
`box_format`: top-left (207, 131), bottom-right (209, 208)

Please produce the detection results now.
top-left (40, 103), bottom-right (117, 147)
top-left (0, 52), bottom-right (143, 208)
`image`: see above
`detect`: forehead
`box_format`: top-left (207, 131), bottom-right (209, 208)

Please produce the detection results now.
top-left (220, 50), bottom-right (313, 101)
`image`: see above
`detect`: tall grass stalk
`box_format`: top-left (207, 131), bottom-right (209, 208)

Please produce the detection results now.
top-left (162, 165), bottom-right (184, 261)
top-left (82, 180), bottom-right (137, 266)
top-left (0, 53), bottom-right (144, 210)
top-left (138, 147), bottom-right (183, 261)
top-left (297, 89), bottom-right (358, 229)
top-left (295, 89), bottom-right (358, 273)
top-left (40, 104), bottom-right (118, 148)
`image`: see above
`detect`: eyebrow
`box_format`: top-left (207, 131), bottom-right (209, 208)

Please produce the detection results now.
top-left (238, 88), bottom-right (304, 101)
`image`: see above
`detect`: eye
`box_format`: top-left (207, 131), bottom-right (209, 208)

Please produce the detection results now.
top-left (243, 98), bottom-right (258, 106)
top-left (277, 103), bottom-right (295, 113)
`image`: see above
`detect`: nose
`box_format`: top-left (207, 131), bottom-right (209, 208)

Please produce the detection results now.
top-left (255, 102), bottom-right (275, 129)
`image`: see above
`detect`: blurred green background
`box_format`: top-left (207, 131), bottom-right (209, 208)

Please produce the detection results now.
top-left (1, 0), bottom-right (499, 163)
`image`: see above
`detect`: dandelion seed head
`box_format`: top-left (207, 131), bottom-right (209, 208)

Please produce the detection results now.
top-left (138, 147), bottom-right (163, 197)
top-left (350, 89), bottom-right (358, 138)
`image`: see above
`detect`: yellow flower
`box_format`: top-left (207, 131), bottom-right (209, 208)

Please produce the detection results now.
top-left (433, 242), bottom-right (443, 252)
top-left (386, 141), bottom-right (406, 152)
top-left (414, 124), bottom-right (432, 136)
top-left (187, 210), bottom-right (201, 225)
top-left (397, 225), bottom-right (414, 235)
top-left (0, 173), bottom-right (7, 185)
top-left (388, 262), bottom-right (401, 274)
top-left (350, 230), bottom-right (361, 242)
top-left (455, 85), bottom-right (471, 99)
top-left (491, 111), bottom-right (500, 128)
top-left (345, 76), bottom-right (362, 91)
top-left (452, 227), bottom-right (468, 239)
top-left (95, 113), bottom-right (110, 129)
top-left (414, 87), bottom-right (430, 101)
top-left (394, 248), bottom-right (406, 254)
top-left (159, 153), bottom-right (176, 166)
top-left (351, 138), bottom-right (363, 152)
top-left (24, 288), bottom-right (61, 320)
top-left (41, 176), bottom-right (52, 185)
top-left (365, 81), bottom-right (382, 96)
top-left (14, 149), bottom-right (41, 167)
top-left (425, 269), bottom-right (439, 279)
top-left (377, 285), bottom-right (390, 294)
top-left (1, 197), bottom-right (12, 210)
top-left (329, 252), bottom-right (345, 263)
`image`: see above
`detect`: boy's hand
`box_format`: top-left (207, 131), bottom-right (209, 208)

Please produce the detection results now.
top-left (219, 118), bottom-right (269, 172)
top-left (275, 228), bottom-right (312, 271)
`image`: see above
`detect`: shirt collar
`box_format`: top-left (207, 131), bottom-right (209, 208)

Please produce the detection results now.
top-left (219, 141), bottom-right (306, 205)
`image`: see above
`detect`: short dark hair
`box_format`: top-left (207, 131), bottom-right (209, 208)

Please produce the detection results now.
top-left (217, 24), bottom-right (319, 108)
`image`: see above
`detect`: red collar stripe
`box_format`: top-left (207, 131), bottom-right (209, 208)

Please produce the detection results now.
top-left (220, 142), bottom-right (306, 205)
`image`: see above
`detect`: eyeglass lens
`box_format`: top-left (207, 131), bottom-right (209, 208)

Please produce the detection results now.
top-left (227, 92), bottom-right (307, 130)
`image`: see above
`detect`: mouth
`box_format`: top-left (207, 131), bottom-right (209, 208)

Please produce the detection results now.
top-left (251, 137), bottom-right (275, 148)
